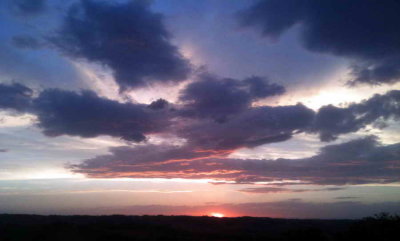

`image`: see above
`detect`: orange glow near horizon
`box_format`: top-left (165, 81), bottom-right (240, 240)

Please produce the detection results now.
top-left (210, 212), bottom-right (225, 218)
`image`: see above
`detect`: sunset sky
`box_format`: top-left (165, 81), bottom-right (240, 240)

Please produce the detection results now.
top-left (0, 0), bottom-right (399, 219)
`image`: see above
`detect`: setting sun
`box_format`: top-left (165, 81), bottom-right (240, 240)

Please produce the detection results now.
top-left (210, 212), bottom-right (225, 218)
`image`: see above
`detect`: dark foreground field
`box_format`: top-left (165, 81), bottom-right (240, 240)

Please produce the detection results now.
top-left (0, 213), bottom-right (398, 241)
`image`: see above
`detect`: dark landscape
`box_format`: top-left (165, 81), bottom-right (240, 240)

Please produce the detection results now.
top-left (0, 213), bottom-right (399, 241)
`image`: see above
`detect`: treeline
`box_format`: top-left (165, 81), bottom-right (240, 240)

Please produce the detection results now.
top-left (0, 213), bottom-right (398, 241)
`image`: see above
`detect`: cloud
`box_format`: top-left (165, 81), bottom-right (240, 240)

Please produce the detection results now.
top-left (178, 89), bottom-right (400, 151)
top-left (178, 103), bottom-right (314, 150)
top-left (179, 73), bottom-right (285, 122)
top-left (239, 186), bottom-right (345, 194)
top-left (176, 82), bottom-right (399, 152)
top-left (32, 88), bottom-right (172, 142)
top-left (23, 88), bottom-right (400, 185)
top-left (0, 83), bottom-right (33, 112)
top-left (0, 79), bottom-right (399, 151)
top-left (70, 135), bottom-right (400, 185)
top-left (70, 143), bottom-right (231, 178)
top-left (148, 98), bottom-right (169, 110)
top-left (11, 35), bottom-right (43, 49)
top-left (50, 0), bottom-right (191, 91)
top-left (310, 90), bottom-right (400, 141)
top-left (0, 81), bottom-right (305, 147)
top-left (238, 0), bottom-right (400, 85)
top-left (9, 0), bottom-right (47, 16)
top-left (335, 196), bottom-right (359, 200)
top-left (0, 77), bottom-right (398, 191)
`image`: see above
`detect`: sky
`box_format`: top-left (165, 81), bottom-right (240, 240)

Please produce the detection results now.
top-left (0, 0), bottom-right (399, 219)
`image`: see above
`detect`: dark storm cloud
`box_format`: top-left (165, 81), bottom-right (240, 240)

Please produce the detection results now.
top-left (177, 89), bottom-right (400, 150)
top-left (9, 0), bottom-right (46, 16)
top-left (0, 80), bottom-right (302, 146)
top-left (32, 89), bottom-right (171, 142)
top-left (178, 103), bottom-right (314, 150)
top-left (238, 0), bottom-right (400, 85)
top-left (148, 98), bottom-right (169, 110)
top-left (50, 0), bottom-right (191, 91)
top-left (0, 83), bottom-right (33, 112)
top-left (311, 90), bottom-right (400, 141)
top-left (0, 79), bottom-right (398, 149)
top-left (179, 73), bottom-right (285, 122)
top-left (11, 35), bottom-right (43, 49)
top-left (70, 135), bottom-right (400, 185)
top-left (0, 82), bottom-right (171, 142)
top-left (31, 88), bottom-right (400, 159)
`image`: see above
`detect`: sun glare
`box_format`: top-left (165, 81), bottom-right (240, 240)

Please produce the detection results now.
top-left (210, 212), bottom-right (225, 218)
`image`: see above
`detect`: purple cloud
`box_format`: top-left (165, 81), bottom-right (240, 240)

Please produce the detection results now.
top-left (70, 136), bottom-right (400, 185)
top-left (50, 0), bottom-right (191, 91)
top-left (238, 0), bottom-right (400, 85)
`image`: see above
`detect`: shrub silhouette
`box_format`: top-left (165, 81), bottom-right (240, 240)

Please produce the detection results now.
top-left (341, 212), bottom-right (400, 241)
